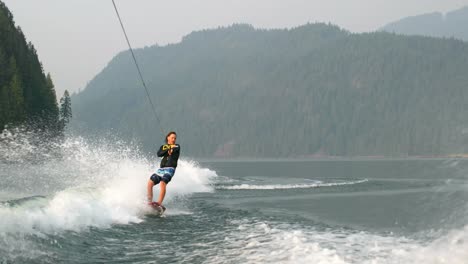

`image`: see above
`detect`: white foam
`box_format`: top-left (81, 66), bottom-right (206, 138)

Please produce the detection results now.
top-left (217, 179), bottom-right (368, 190)
top-left (207, 220), bottom-right (468, 264)
top-left (0, 134), bottom-right (217, 235)
top-left (394, 225), bottom-right (468, 264)
top-left (205, 220), bottom-right (468, 264)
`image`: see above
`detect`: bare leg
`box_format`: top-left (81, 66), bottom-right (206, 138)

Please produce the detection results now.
top-left (147, 180), bottom-right (155, 202)
top-left (157, 182), bottom-right (167, 205)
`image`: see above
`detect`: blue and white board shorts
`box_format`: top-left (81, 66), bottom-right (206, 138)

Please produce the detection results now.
top-left (150, 167), bottom-right (175, 184)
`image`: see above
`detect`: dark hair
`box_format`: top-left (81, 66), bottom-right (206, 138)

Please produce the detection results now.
top-left (165, 131), bottom-right (177, 143)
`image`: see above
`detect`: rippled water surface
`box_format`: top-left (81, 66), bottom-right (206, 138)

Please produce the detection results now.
top-left (1, 132), bottom-right (468, 263)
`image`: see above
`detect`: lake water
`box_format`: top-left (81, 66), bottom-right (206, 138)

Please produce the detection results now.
top-left (1, 134), bottom-right (468, 263)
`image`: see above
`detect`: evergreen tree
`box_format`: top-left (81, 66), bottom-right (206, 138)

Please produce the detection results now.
top-left (0, 1), bottom-right (61, 134)
top-left (8, 57), bottom-right (25, 122)
top-left (72, 24), bottom-right (468, 158)
top-left (0, 85), bottom-right (9, 129)
top-left (59, 90), bottom-right (72, 129)
top-left (44, 73), bottom-right (59, 118)
top-left (9, 69), bottom-right (24, 121)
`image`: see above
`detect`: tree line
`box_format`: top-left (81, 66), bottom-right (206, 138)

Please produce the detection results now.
top-left (0, 1), bottom-right (71, 135)
top-left (72, 23), bottom-right (468, 158)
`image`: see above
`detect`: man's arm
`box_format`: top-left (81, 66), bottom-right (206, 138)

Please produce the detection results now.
top-left (167, 144), bottom-right (180, 156)
top-left (157, 145), bottom-right (170, 157)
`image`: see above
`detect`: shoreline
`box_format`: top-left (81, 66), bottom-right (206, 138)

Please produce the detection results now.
top-left (195, 156), bottom-right (468, 163)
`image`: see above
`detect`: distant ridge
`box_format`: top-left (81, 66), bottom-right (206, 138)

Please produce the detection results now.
top-left (380, 6), bottom-right (468, 41)
top-left (72, 23), bottom-right (468, 158)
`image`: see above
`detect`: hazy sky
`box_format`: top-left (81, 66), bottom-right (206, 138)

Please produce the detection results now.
top-left (3, 0), bottom-right (468, 96)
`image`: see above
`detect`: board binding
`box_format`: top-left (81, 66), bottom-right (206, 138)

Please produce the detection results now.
top-left (148, 202), bottom-right (166, 214)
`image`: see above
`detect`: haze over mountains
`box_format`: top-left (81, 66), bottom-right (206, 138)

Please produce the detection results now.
top-left (71, 23), bottom-right (468, 158)
top-left (381, 6), bottom-right (468, 41)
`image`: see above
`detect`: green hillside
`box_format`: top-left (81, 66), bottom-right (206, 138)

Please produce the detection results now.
top-left (381, 6), bottom-right (468, 41)
top-left (72, 23), bottom-right (468, 158)
top-left (0, 1), bottom-right (65, 133)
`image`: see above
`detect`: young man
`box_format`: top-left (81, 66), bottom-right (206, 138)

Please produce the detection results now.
top-left (147, 131), bottom-right (180, 208)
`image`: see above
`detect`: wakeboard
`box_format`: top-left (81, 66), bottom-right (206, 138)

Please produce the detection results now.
top-left (148, 202), bottom-right (166, 214)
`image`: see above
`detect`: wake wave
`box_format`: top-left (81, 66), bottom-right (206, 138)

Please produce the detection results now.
top-left (205, 219), bottom-right (468, 264)
top-left (0, 132), bottom-right (217, 236)
top-left (0, 160), bottom-right (216, 235)
top-left (217, 179), bottom-right (368, 190)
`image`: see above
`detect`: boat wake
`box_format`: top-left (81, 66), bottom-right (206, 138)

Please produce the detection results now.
top-left (216, 179), bottom-right (368, 190)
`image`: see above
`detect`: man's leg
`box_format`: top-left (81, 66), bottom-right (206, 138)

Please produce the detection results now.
top-left (148, 173), bottom-right (163, 203)
top-left (157, 181), bottom-right (166, 205)
top-left (147, 179), bottom-right (155, 202)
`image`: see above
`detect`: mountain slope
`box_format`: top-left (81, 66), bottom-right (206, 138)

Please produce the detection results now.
top-left (72, 23), bottom-right (468, 158)
top-left (0, 0), bottom-right (60, 131)
top-left (380, 6), bottom-right (468, 41)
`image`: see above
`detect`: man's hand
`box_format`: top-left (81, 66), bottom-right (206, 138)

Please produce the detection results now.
top-left (168, 144), bottom-right (177, 155)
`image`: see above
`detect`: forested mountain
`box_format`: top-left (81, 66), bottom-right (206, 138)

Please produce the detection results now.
top-left (72, 23), bottom-right (468, 158)
top-left (0, 1), bottom-right (70, 133)
top-left (380, 6), bottom-right (468, 41)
